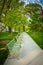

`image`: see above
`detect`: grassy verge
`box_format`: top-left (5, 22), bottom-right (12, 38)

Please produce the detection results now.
top-left (27, 32), bottom-right (43, 49)
top-left (0, 32), bottom-right (18, 40)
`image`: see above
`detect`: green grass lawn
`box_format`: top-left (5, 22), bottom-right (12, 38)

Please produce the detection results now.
top-left (27, 32), bottom-right (43, 49)
top-left (0, 32), bottom-right (18, 40)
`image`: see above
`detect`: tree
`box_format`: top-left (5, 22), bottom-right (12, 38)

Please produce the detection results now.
top-left (0, 0), bottom-right (20, 27)
top-left (29, 12), bottom-right (43, 32)
top-left (25, 3), bottom-right (42, 17)
top-left (25, 3), bottom-right (43, 32)
top-left (0, 0), bottom-right (13, 22)
top-left (0, 0), bottom-right (24, 31)
top-left (6, 7), bottom-right (28, 32)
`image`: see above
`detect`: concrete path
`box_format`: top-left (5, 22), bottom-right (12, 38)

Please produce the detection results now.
top-left (27, 52), bottom-right (43, 65)
top-left (4, 32), bottom-right (43, 65)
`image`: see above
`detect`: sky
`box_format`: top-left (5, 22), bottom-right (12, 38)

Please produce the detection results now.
top-left (21, 0), bottom-right (43, 5)
top-left (40, 0), bottom-right (43, 5)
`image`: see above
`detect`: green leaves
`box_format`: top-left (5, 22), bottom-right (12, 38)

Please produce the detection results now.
top-left (25, 3), bottom-right (42, 17)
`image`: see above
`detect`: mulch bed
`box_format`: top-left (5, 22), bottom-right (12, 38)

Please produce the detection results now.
top-left (0, 40), bottom-right (9, 44)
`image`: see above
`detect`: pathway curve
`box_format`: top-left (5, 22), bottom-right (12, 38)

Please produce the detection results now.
top-left (4, 32), bottom-right (43, 65)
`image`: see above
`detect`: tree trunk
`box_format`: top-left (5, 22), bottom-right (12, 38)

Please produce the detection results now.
top-left (23, 25), bottom-right (25, 32)
top-left (8, 27), bottom-right (12, 33)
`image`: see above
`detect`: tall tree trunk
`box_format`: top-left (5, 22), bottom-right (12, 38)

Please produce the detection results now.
top-left (23, 25), bottom-right (25, 32)
top-left (8, 27), bottom-right (12, 33)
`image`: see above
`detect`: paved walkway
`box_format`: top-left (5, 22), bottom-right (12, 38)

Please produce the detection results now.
top-left (27, 52), bottom-right (43, 65)
top-left (4, 32), bottom-right (43, 65)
